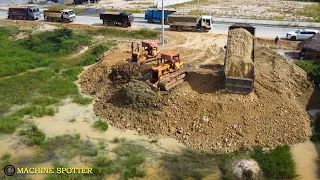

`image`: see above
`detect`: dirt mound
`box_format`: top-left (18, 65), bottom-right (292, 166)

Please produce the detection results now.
top-left (15, 31), bottom-right (29, 40)
top-left (109, 62), bottom-right (151, 85)
top-left (79, 33), bottom-right (314, 152)
top-left (117, 80), bottom-right (162, 110)
top-left (226, 28), bottom-right (254, 78)
top-left (34, 23), bottom-right (57, 33)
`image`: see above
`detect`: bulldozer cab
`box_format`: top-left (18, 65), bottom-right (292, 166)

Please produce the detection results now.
top-left (142, 40), bottom-right (159, 57)
top-left (160, 51), bottom-right (182, 69)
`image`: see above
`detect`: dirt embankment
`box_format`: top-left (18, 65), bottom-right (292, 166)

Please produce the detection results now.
top-left (79, 31), bottom-right (313, 151)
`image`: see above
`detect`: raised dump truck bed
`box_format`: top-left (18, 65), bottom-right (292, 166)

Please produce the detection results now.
top-left (223, 23), bottom-right (255, 94)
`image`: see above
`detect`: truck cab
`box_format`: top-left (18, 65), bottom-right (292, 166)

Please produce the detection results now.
top-left (127, 13), bottom-right (134, 23)
top-left (145, 9), bottom-right (176, 24)
top-left (144, 9), bottom-right (153, 22)
top-left (62, 10), bottom-right (76, 22)
top-left (28, 7), bottom-right (41, 20)
top-left (199, 16), bottom-right (212, 30)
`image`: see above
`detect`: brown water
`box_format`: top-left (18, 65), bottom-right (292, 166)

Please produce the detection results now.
top-left (30, 99), bottom-right (186, 154)
top-left (0, 99), bottom-right (186, 179)
top-left (291, 141), bottom-right (319, 180)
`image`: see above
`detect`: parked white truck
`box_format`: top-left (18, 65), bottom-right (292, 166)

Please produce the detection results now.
top-left (43, 9), bottom-right (76, 22)
top-left (167, 14), bottom-right (212, 32)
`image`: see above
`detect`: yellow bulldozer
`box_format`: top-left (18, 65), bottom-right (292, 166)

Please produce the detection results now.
top-left (147, 51), bottom-right (187, 91)
top-left (130, 40), bottom-right (160, 65)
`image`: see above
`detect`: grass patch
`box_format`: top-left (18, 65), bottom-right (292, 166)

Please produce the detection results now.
top-left (297, 3), bottom-right (320, 22)
top-left (188, 9), bottom-right (209, 15)
top-left (33, 140), bottom-right (148, 179)
top-left (161, 149), bottom-right (252, 180)
top-left (93, 141), bottom-right (148, 179)
top-left (0, 67), bottom-right (81, 114)
top-left (88, 28), bottom-right (159, 40)
top-left (32, 96), bottom-right (60, 106)
top-left (161, 150), bottom-right (220, 180)
top-left (32, 134), bottom-right (98, 164)
top-left (2, 153), bottom-right (11, 160)
top-left (296, 60), bottom-right (320, 85)
top-left (161, 147), bottom-right (294, 180)
top-left (20, 124), bottom-right (46, 146)
top-left (113, 137), bottom-right (120, 143)
top-left (0, 27), bottom-right (91, 78)
top-left (99, 140), bottom-right (105, 150)
top-left (0, 67), bottom-right (83, 115)
top-left (0, 105), bottom-right (56, 133)
top-left (93, 119), bottom-right (108, 132)
top-left (72, 95), bottom-right (93, 105)
top-left (269, 16), bottom-right (286, 21)
top-left (0, 25), bottom-right (117, 133)
top-left (81, 42), bottom-right (115, 66)
top-left (251, 146), bottom-right (297, 179)
top-left (1, 152), bottom-right (11, 169)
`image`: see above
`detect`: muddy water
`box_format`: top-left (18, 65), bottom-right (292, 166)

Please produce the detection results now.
top-left (0, 99), bottom-right (186, 178)
top-left (0, 132), bottom-right (37, 160)
top-left (30, 99), bottom-right (186, 155)
top-left (291, 141), bottom-right (319, 180)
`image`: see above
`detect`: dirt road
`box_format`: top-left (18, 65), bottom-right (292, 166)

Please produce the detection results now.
top-left (0, 11), bottom-right (307, 39)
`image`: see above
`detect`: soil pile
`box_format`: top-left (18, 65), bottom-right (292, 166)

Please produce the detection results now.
top-left (118, 80), bottom-right (162, 110)
top-left (15, 32), bottom-right (29, 40)
top-left (79, 32), bottom-right (314, 151)
top-left (110, 62), bottom-right (151, 85)
top-left (33, 23), bottom-right (57, 33)
top-left (226, 28), bottom-right (254, 78)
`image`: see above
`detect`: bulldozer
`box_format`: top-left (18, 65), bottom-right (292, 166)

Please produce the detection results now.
top-left (130, 40), bottom-right (160, 65)
top-left (147, 51), bottom-right (187, 91)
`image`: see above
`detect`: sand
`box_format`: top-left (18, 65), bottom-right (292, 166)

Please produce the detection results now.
top-left (226, 28), bottom-right (254, 78)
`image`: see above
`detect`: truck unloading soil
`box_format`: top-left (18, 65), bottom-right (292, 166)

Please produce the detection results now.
top-left (226, 28), bottom-right (254, 78)
top-left (79, 32), bottom-right (313, 151)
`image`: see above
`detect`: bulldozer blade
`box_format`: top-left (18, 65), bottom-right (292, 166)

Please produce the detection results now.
top-left (145, 57), bottom-right (158, 63)
top-left (145, 81), bottom-right (160, 92)
top-left (160, 78), bottom-right (185, 91)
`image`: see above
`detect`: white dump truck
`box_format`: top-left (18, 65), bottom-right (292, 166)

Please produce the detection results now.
top-left (43, 9), bottom-right (76, 22)
top-left (167, 14), bottom-right (212, 32)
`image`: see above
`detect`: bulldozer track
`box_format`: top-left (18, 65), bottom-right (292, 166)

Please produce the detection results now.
top-left (159, 70), bottom-right (188, 90)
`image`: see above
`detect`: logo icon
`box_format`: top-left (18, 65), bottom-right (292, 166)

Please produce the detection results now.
top-left (4, 165), bottom-right (15, 176)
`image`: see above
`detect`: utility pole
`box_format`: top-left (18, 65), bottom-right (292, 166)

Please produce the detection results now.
top-left (161, 0), bottom-right (164, 46)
